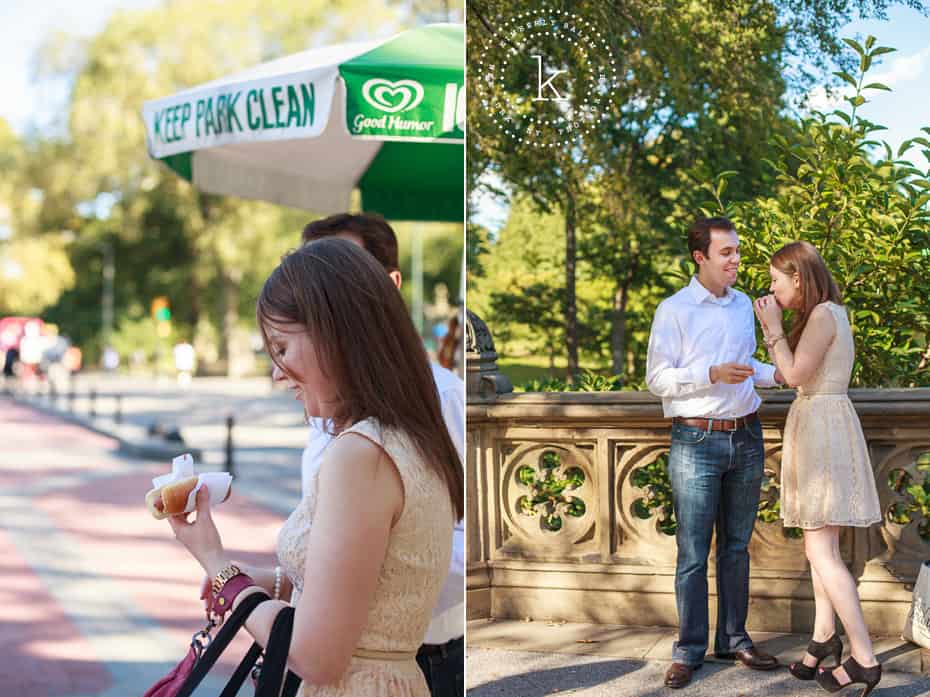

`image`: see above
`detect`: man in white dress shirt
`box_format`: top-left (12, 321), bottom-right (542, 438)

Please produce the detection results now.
top-left (300, 213), bottom-right (464, 697)
top-left (646, 217), bottom-right (783, 689)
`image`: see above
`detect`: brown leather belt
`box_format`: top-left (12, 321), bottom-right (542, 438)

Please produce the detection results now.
top-left (673, 412), bottom-right (759, 432)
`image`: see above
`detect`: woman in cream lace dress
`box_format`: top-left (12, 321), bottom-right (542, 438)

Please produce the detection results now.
top-left (754, 241), bottom-right (882, 696)
top-left (168, 238), bottom-right (462, 696)
top-left (276, 416), bottom-right (454, 696)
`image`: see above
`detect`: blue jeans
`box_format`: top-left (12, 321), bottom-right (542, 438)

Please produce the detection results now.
top-left (668, 420), bottom-right (765, 666)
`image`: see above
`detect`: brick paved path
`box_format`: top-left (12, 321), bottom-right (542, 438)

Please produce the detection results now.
top-left (0, 397), bottom-right (289, 697)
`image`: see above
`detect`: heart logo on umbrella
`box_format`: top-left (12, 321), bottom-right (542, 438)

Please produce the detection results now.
top-left (361, 78), bottom-right (424, 113)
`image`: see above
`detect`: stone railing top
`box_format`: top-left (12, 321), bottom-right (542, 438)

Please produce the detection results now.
top-left (467, 387), bottom-right (930, 425)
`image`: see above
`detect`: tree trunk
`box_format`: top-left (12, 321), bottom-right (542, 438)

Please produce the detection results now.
top-left (189, 274), bottom-right (201, 331)
top-left (611, 283), bottom-right (629, 377)
top-left (565, 193), bottom-right (579, 383)
top-left (219, 269), bottom-right (239, 377)
top-left (610, 229), bottom-right (638, 381)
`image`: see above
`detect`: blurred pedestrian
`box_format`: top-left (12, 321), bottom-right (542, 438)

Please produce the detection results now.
top-left (173, 342), bottom-right (195, 386)
top-left (102, 345), bottom-right (120, 373)
top-left (63, 345), bottom-right (82, 375)
top-left (3, 347), bottom-right (17, 378)
top-left (437, 314), bottom-right (461, 373)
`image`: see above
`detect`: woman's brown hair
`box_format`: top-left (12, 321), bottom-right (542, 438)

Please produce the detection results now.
top-left (771, 241), bottom-right (843, 350)
top-left (257, 238), bottom-right (463, 520)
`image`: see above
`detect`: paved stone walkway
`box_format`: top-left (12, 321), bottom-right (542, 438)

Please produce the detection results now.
top-left (7, 374), bottom-right (930, 696)
top-left (467, 619), bottom-right (930, 696)
top-left (6, 372), bottom-right (308, 515)
top-left (0, 395), bottom-right (294, 696)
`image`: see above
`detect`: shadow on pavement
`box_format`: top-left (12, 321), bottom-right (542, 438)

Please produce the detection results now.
top-left (467, 658), bottom-right (646, 696)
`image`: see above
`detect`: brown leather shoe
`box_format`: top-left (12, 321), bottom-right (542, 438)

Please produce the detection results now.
top-left (715, 647), bottom-right (779, 670)
top-left (664, 662), bottom-right (701, 688)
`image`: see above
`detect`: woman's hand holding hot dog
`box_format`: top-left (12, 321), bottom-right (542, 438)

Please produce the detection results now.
top-left (167, 485), bottom-right (230, 579)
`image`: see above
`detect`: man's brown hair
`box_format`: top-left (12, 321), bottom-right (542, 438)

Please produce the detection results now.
top-left (302, 213), bottom-right (399, 273)
top-left (257, 238), bottom-right (463, 520)
top-left (687, 216), bottom-right (735, 267)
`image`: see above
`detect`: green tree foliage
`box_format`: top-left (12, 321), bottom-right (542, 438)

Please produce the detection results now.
top-left (468, 0), bottom-right (895, 382)
top-left (33, 1), bottom-right (401, 369)
top-left (471, 1), bottom-right (930, 388)
top-left (712, 37), bottom-right (930, 386)
top-left (9, 1), bottom-right (463, 370)
top-left (0, 120), bottom-right (77, 316)
top-left (469, 197), bottom-right (612, 370)
top-left (0, 235), bottom-right (75, 315)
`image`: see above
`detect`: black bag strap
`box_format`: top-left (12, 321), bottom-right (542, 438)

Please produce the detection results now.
top-left (255, 606), bottom-right (297, 697)
top-left (281, 670), bottom-right (302, 697)
top-left (217, 641), bottom-right (263, 697)
top-left (281, 670), bottom-right (300, 697)
top-left (176, 590), bottom-right (269, 697)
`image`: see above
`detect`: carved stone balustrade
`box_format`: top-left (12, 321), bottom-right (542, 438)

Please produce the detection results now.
top-left (465, 317), bottom-right (930, 633)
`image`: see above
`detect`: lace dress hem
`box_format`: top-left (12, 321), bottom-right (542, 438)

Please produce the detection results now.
top-left (780, 515), bottom-right (883, 530)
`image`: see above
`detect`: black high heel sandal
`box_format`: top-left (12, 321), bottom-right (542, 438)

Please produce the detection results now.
top-left (815, 656), bottom-right (882, 697)
top-left (789, 634), bottom-right (843, 680)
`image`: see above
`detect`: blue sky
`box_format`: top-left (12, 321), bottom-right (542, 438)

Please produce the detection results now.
top-left (814, 5), bottom-right (930, 165)
top-left (0, 0), bottom-right (160, 134)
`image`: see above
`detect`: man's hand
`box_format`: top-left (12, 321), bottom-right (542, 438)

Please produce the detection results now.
top-left (710, 363), bottom-right (755, 384)
top-left (774, 368), bottom-right (785, 385)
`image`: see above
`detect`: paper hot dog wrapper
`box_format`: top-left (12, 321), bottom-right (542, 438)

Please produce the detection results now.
top-left (152, 453), bottom-right (233, 514)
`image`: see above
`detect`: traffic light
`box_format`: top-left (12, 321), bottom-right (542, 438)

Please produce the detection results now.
top-left (151, 296), bottom-right (172, 337)
top-left (151, 296), bottom-right (171, 321)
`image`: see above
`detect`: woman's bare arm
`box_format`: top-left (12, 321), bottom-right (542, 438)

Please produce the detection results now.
top-left (768, 304), bottom-right (836, 388)
top-left (232, 432), bottom-right (404, 684)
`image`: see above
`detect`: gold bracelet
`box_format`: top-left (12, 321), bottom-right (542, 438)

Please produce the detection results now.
top-left (211, 563), bottom-right (242, 595)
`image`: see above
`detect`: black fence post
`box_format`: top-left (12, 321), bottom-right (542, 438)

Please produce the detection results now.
top-left (114, 393), bottom-right (122, 424)
top-left (224, 415), bottom-right (235, 476)
top-left (89, 388), bottom-right (97, 418)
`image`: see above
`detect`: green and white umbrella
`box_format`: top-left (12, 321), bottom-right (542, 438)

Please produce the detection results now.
top-left (142, 24), bottom-right (463, 222)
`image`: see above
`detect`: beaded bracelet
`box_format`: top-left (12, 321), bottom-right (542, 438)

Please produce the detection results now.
top-left (764, 333), bottom-right (786, 349)
top-left (273, 565), bottom-right (282, 601)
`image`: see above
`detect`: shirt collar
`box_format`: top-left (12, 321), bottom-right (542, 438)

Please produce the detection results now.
top-left (688, 276), bottom-right (735, 306)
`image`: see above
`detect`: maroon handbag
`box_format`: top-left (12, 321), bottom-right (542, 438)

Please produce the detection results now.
top-left (142, 643), bottom-right (200, 697)
top-left (142, 590), bottom-right (296, 697)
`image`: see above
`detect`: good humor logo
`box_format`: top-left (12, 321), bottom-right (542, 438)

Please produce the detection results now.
top-left (475, 8), bottom-right (617, 148)
top-left (362, 78), bottom-right (424, 113)
top-left (351, 78), bottom-right (464, 137)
